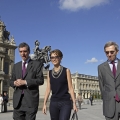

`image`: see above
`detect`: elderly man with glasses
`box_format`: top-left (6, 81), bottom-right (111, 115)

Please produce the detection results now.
top-left (98, 41), bottom-right (120, 120)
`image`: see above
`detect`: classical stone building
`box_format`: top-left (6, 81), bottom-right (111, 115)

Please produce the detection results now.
top-left (0, 20), bottom-right (17, 96)
top-left (72, 72), bottom-right (100, 99)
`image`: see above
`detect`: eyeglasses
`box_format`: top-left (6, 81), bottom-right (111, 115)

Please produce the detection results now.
top-left (105, 51), bottom-right (115, 54)
top-left (50, 56), bottom-right (60, 60)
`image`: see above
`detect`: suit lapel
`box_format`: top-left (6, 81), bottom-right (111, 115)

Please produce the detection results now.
top-left (115, 59), bottom-right (120, 79)
top-left (23, 59), bottom-right (33, 79)
top-left (18, 61), bottom-right (22, 78)
top-left (104, 61), bottom-right (114, 78)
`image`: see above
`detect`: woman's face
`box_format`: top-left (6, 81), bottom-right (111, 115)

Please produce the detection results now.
top-left (50, 53), bottom-right (61, 66)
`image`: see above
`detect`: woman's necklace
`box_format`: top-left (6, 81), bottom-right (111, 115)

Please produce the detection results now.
top-left (52, 66), bottom-right (63, 78)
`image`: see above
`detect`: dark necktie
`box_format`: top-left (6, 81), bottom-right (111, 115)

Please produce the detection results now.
top-left (111, 61), bottom-right (116, 77)
top-left (111, 61), bottom-right (119, 101)
top-left (22, 62), bottom-right (26, 78)
top-left (22, 62), bottom-right (26, 94)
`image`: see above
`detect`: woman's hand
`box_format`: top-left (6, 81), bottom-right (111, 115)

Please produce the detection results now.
top-left (42, 104), bottom-right (47, 114)
top-left (73, 103), bottom-right (78, 112)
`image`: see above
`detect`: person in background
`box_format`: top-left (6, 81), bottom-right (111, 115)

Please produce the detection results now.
top-left (0, 94), bottom-right (3, 113)
top-left (42, 49), bottom-right (78, 120)
top-left (76, 93), bottom-right (83, 110)
top-left (89, 95), bottom-right (93, 106)
top-left (3, 92), bottom-right (8, 112)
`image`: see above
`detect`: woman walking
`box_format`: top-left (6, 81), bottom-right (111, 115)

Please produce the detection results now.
top-left (42, 49), bottom-right (77, 120)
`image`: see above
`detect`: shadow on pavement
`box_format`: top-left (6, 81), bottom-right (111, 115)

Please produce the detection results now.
top-left (1, 110), bottom-right (13, 113)
top-left (81, 108), bottom-right (88, 110)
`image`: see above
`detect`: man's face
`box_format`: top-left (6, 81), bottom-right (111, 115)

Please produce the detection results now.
top-left (105, 45), bottom-right (119, 61)
top-left (19, 47), bottom-right (30, 61)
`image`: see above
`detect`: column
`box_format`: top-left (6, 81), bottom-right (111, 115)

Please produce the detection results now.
top-left (0, 57), bottom-right (2, 71)
top-left (1, 57), bottom-right (4, 71)
top-left (9, 61), bottom-right (11, 75)
top-left (1, 80), bottom-right (3, 94)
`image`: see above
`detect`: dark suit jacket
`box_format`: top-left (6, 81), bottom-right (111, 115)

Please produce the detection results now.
top-left (98, 59), bottom-right (120, 118)
top-left (9, 59), bottom-right (44, 109)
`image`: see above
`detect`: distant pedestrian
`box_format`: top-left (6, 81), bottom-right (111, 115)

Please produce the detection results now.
top-left (89, 95), bottom-right (93, 106)
top-left (0, 94), bottom-right (3, 113)
top-left (76, 93), bottom-right (83, 110)
top-left (3, 92), bottom-right (8, 112)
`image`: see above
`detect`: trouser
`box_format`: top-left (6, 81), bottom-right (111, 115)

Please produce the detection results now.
top-left (0, 104), bottom-right (2, 112)
top-left (105, 101), bottom-right (120, 120)
top-left (3, 101), bottom-right (7, 112)
top-left (49, 100), bottom-right (72, 120)
top-left (90, 100), bottom-right (93, 105)
top-left (13, 94), bottom-right (38, 120)
top-left (78, 101), bottom-right (82, 109)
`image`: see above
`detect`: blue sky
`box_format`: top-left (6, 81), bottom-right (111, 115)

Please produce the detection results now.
top-left (0, 0), bottom-right (120, 76)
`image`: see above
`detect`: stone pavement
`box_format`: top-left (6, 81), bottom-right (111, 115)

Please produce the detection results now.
top-left (0, 101), bottom-right (105, 120)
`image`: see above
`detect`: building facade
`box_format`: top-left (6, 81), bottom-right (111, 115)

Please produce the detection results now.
top-left (72, 72), bottom-right (100, 99)
top-left (0, 20), bottom-right (17, 96)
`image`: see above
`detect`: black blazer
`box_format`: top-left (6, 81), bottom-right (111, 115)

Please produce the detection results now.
top-left (10, 59), bottom-right (44, 108)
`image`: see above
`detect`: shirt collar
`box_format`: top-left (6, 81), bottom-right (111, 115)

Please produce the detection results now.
top-left (107, 58), bottom-right (118, 64)
top-left (22, 57), bottom-right (30, 64)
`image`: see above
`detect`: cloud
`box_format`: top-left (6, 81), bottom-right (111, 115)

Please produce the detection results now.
top-left (100, 59), bottom-right (104, 62)
top-left (59, 0), bottom-right (110, 11)
top-left (85, 57), bottom-right (98, 63)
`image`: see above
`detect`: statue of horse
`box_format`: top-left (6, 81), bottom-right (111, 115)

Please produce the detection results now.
top-left (30, 41), bottom-right (51, 70)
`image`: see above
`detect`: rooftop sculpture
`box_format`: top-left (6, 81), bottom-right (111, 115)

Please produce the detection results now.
top-left (30, 40), bottom-right (51, 70)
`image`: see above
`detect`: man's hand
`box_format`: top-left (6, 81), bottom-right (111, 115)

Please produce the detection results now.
top-left (14, 79), bottom-right (27, 87)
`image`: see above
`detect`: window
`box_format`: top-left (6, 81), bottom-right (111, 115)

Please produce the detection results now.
top-left (5, 48), bottom-right (9, 54)
top-left (4, 62), bottom-right (9, 74)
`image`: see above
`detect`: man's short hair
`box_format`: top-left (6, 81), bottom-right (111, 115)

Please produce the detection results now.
top-left (104, 41), bottom-right (119, 51)
top-left (18, 42), bottom-right (30, 52)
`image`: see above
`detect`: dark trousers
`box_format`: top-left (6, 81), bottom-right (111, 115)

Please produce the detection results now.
top-left (13, 94), bottom-right (38, 120)
top-left (49, 101), bottom-right (71, 120)
top-left (105, 101), bottom-right (120, 120)
top-left (3, 101), bottom-right (7, 112)
top-left (90, 100), bottom-right (93, 106)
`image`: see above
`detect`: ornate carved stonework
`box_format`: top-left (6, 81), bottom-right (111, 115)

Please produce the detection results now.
top-left (0, 20), bottom-right (17, 97)
top-left (0, 20), bottom-right (16, 46)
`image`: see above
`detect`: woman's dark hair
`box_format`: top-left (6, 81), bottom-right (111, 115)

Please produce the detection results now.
top-left (50, 49), bottom-right (63, 58)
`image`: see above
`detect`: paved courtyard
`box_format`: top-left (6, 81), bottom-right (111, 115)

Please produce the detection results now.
top-left (0, 101), bottom-right (105, 120)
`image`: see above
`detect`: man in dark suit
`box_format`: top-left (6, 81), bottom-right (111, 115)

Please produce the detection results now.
top-left (98, 41), bottom-right (120, 120)
top-left (10, 42), bottom-right (44, 120)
